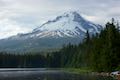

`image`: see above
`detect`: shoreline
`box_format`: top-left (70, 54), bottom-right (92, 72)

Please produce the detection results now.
top-left (62, 68), bottom-right (113, 76)
top-left (62, 68), bottom-right (120, 79)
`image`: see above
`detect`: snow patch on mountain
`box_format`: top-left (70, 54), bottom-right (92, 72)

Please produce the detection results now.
top-left (8, 11), bottom-right (102, 40)
top-left (32, 11), bottom-right (101, 38)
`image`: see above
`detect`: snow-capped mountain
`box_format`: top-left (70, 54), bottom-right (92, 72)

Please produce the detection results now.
top-left (10, 11), bottom-right (101, 40)
top-left (33, 11), bottom-right (101, 36)
top-left (0, 11), bottom-right (102, 52)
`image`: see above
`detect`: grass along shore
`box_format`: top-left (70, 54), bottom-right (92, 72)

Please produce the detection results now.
top-left (61, 68), bottom-right (92, 74)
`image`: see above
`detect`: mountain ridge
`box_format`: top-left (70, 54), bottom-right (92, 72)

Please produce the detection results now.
top-left (0, 11), bottom-right (102, 52)
top-left (8, 11), bottom-right (102, 40)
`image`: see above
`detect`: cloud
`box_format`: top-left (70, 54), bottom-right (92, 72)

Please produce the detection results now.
top-left (0, 0), bottom-right (120, 38)
top-left (0, 18), bottom-right (32, 39)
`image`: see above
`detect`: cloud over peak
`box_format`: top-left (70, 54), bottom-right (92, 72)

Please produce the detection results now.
top-left (0, 0), bottom-right (120, 39)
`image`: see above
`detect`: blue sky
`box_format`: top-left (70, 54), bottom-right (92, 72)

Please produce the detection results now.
top-left (0, 0), bottom-right (120, 39)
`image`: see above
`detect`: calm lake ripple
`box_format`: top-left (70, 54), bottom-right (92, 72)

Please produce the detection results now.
top-left (0, 68), bottom-right (115, 80)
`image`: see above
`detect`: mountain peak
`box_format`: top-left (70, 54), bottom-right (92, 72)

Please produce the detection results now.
top-left (63, 11), bottom-right (78, 16)
top-left (32, 11), bottom-right (101, 38)
top-left (33, 11), bottom-right (85, 32)
top-left (63, 11), bottom-right (79, 15)
top-left (11, 11), bottom-right (102, 39)
top-left (0, 11), bottom-right (103, 52)
top-left (63, 11), bottom-right (83, 18)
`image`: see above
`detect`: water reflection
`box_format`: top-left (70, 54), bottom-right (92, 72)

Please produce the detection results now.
top-left (0, 69), bottom-right (115, 80)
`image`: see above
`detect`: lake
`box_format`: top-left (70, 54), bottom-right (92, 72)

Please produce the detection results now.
top-left (0, 68), bottom-right (115, 80)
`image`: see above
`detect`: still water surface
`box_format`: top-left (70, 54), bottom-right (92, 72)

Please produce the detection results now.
top-left (0, 68), bottom-right (115, 80)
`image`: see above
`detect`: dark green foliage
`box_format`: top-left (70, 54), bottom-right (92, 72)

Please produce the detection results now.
top-left (0, 19), bottom-right (120, 72)
top-left (0, 52), bottom-right (47, 68)
top-left (89, 21), bottom-right (120, 72)
top-left (49, 19), bottom-right (120, 72)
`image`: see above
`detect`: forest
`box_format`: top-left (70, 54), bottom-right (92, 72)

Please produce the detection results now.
top-left (0, 19), bottom-right (120, 72)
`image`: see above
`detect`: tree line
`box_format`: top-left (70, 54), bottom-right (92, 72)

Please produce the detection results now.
top-left (0, 19), bottom-right (120, 72)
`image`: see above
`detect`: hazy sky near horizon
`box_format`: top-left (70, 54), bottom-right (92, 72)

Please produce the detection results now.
top-left (0, 0), bottom-right (120, 39)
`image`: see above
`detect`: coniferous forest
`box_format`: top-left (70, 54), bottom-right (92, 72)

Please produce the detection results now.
top-left (0, 19), bottom-right (120, 72)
